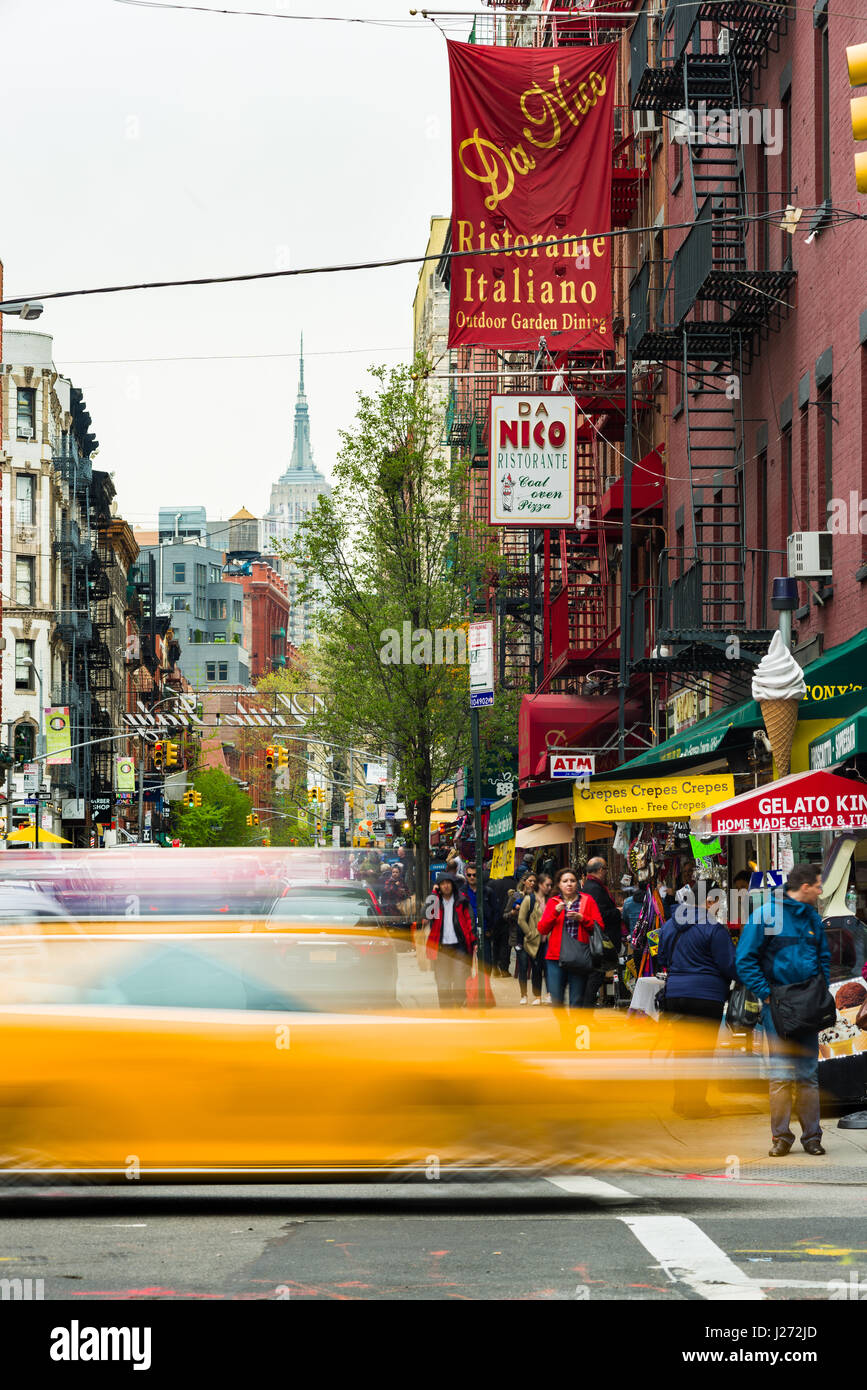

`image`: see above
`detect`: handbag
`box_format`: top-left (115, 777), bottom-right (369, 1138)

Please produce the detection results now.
top-left (589, 923), bottom-right (606, 967)
top-left (770, 975), bottom-right (837, 1040)
top-left (466, 959), bottom-right (496, 1008)
top-left (725, 983), bottom-right (763, 1032)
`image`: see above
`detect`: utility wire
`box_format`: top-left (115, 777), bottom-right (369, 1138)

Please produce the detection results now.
top-left (3, 206), bottom-right (861, 309)
top-left (112, 0), bottom-right (424, 25)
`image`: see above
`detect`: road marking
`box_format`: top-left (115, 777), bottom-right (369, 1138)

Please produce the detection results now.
top-left (545, 1176), bottom-right (637, 1202)
top-left (620, 1215), bottom-right (767, 1301)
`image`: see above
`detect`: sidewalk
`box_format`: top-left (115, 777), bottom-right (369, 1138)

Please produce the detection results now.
top-left (396, 949), bottom-right (867, 1182)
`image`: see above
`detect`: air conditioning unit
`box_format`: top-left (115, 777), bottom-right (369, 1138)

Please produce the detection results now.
top-left (787, 532), bottom-right (832, 579)
top-left (633, 109), bottom-right (661, 137)
top-left (717, 27), bottom-right (731, 56)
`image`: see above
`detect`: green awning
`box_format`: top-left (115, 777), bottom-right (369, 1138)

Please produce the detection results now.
top-left (610, 630), bottom-right (867, 780)
top-left (809, 711), bottom-right (867, 770)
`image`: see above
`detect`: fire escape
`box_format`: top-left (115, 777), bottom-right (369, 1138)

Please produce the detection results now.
top-left (630, 0), bottom-right (795, 699)
top-left (444, 0), bottom-right (657, 724)
top-left (88, 480), bottom-right (118, 798)
top-left (54, 422), bottom-right (94, 803)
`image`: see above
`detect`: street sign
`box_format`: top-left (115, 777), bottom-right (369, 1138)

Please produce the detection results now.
top-left (469, 622), bottom-right (494, 708)
top-left (22, 764), bottom-right (38, 794)
top-left (385, 790), bottom-right (397, 811)
top-left (365, 762), bottom-right (388, 786)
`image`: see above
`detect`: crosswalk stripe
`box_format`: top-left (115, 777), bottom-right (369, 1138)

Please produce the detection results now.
top-left (545, 1175), bottom-right (638, 1201)
top-left (619, 1214), bottom-right (767, 1301)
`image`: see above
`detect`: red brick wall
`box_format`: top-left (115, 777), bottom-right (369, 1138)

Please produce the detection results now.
top-left (663, 9), bottom-right (867, 654)
top-left (240, 562), bottom-right (290, 681)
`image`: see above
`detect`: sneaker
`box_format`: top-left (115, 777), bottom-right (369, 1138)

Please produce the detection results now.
top-left (545, 994), bottom-right (553, 1004)
top-left (531, 998), bottom-right (542, 1006)
top-left (519, 996), bottom-right (528, 1005)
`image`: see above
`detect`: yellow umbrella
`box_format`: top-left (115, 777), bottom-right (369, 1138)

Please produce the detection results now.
top-left (5, 826), bottom-right (72, 845)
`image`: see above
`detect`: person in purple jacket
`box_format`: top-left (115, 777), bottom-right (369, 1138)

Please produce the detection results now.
top-left (657, 879), bottom-right (736, 1117)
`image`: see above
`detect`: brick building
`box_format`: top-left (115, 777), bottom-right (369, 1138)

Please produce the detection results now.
top-left (227, 560), bottom-right (290, 681)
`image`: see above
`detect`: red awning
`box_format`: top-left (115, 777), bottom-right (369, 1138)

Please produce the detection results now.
top-left (691, 770), bottom-right (867, 836)
top-left (519, 693), bottom-right (621, 783)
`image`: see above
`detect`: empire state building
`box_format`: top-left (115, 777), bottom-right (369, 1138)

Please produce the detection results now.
top-left (263, 336), bottom-right (331, 646)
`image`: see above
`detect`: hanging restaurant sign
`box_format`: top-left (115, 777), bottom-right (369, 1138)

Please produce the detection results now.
top-left (446, 39), bottom-right (617, 351)
top-left (691, 770), bottom-right (867, 836)
top-left (490, 394), bottom-right (576, 526)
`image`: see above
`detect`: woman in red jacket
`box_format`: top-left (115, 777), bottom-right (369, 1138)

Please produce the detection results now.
top-left (427, 875), bottom-right (477, 1008)
top-left (538, 867), bottom-right (604, 1010)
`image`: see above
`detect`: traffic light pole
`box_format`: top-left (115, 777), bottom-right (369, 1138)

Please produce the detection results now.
top-left (137, 733), bottom-right (145, 841)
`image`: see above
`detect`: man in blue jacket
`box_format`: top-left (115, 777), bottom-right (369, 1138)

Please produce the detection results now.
top-left (735, 864), bottom-right (828, 1157)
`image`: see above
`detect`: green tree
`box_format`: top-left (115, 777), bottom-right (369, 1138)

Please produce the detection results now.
top-left (172, 768), bottom-right (255, 847)
top-left (277, 357), bottom-right (522, 899)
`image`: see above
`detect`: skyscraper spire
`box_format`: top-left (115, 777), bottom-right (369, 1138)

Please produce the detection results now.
top-left (288, 330), bottom-right (313, 473)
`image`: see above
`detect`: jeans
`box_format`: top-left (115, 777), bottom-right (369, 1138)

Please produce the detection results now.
top-left (761, 1003), bottom-right (822, 1145)
top-left (663, 996), bottom-right (726, 1113)
top-left (515, 945), bottom-right (546, 999)
top-left (546, 960), bottom-right (589, 1009)
top-left (433, 949), bottom-right (472, 1008)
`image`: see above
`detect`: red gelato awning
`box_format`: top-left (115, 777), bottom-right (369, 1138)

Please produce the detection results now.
top-left (691, 770), bottom-right (867, 836)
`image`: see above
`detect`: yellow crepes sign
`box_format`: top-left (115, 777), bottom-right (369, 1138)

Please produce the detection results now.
top-left (572, 774), bottom-right (735, 824)
top-left (490, 837), bottom-right (516, 879)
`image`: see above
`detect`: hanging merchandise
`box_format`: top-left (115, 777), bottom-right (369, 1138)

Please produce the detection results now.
top-left (613, 822), bottom-right (631, 856)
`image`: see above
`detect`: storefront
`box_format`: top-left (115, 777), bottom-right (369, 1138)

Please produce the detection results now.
top-left (694, 768), bottom-right (867, 1108)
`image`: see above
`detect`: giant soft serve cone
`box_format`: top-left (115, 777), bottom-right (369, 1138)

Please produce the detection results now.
top-left (751, 631), bottom-right (806, 777)
top-left (758, 698), bottom-right (800, 776)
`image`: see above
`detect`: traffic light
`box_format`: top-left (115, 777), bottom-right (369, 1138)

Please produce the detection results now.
top-left (246, 813), bottom-right (254, 827)
top-left (183, 789), bottom-right (194, 808)
top-left (317, 788), bottom-right (326, 803)
top-left (346, 791), bottom-right (354, 809)
top-left (193, 790), bottom-right (202, 807)
top-left (153, 742), bottom-right (164, 770)
top-left (252, 812), bottom-right (260, 826)
top-left (307, 789), bottom-right (316, 804)
top-left (277, 747), bottom-right (289, 768)
top-left (848, 42), bottom-right (867, 191)
top-left (265, 746), bottom-right (275, 770)
top-left (315, 820), bottom-right (322, 835)
top-left (165, 741), bottom-right (179, 768)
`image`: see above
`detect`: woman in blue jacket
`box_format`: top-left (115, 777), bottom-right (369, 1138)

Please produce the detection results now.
top-left (657, 881), bottom-right (736, 1117)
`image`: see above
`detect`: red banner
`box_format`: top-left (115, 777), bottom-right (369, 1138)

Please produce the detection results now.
top-left (447, 39), bottom-right (617, 353)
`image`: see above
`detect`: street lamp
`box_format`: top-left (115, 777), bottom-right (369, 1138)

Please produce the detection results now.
top-left (22, 657), bottom-right (44, 849)
top-left (0, 300), bottom-right (44, 320)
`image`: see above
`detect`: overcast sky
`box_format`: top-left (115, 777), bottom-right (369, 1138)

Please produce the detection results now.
top-left (3, 0), bottom-right (470, 529)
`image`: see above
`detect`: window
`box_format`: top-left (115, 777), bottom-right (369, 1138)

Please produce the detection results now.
top-left (209, 566), bottom-right (221, 585)
top-left (16, 389), bottom-right (36, 440)
top-left (218, 662), bottom-right (228, 681)
top-left (173, 562), bottom-right (186, 584)
top-left (15, 557), bottom-right (34, 606)
top-left (799, 405), bottom-right (810, 532)
top-left (15, 474), bottom-right (35, 525)
top-left (817, 15), bottom-right (831, 204)
top-left (195, 564), bottom-right (207, 620)
top-left (755, 132), bottom-right (768, 271)
top-left (781, 423), bottom-right (793, 542)
top-left (173, 595), bottom-right (189, 610)
top-left (757, 450), bottom-right (768, 627)
top-left (206, 662), bottom-right (217, 682)
top-left (233, 600), bottom-right (242, 621)
top-left (817, 380), bottom-right (833, 520)
top-left (780, 91), bottom-right (792, 266)
top-left (13, 723), bottom-right (35, 762)
top-left (15, 640), bottom-right (34, 690)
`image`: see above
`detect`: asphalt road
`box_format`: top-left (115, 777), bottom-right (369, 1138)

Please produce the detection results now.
top-left (2, 1171), bottom-right (866, 1301)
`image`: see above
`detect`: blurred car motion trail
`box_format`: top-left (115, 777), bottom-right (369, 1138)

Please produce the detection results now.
top-left (0, 848), bottom-right (767, 1182)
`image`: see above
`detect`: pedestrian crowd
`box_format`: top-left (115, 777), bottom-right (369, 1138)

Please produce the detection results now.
top-left (424, 852), bottom-right (834, 1159)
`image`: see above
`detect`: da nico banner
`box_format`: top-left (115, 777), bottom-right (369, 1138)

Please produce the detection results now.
top-left (116, 755), bottom-right (135, 793)
top-left (45, 708), bottom-right (71, 766)
top-left (447, 39), bottom-right (616, 352)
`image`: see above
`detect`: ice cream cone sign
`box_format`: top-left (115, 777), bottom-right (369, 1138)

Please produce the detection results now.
top-left (751, 631), bottom-right (806, 777)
